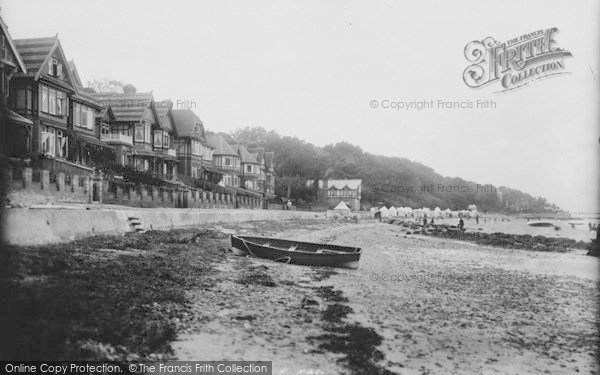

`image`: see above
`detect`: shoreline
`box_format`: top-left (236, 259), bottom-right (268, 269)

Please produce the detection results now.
top-left (2, 219), bottom-right (597, 374)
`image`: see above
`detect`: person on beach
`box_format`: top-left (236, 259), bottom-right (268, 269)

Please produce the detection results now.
top-left (423, 217), bottom-right (428, 226)
top-left (458, 217), bottom-right (465, 231)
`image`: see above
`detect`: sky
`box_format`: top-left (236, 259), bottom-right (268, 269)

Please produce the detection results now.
top-left (2, 0), bottom-right (598, 212)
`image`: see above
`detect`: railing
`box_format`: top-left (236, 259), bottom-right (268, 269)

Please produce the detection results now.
top-left (101, 133), bottom-right (133, 146)
top-left (38, 157), bottom-right (94, 176)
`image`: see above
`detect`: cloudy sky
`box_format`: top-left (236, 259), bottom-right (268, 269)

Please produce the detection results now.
top-left (2, 0), bottom-right (598, 212)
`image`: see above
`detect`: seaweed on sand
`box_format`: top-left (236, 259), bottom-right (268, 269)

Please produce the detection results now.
top-left (309, 285), bottom-right (397, 375)
top-left (0, 229), bottom-right (227, 360)
top-left (312, 324), bottom-right (396, 375)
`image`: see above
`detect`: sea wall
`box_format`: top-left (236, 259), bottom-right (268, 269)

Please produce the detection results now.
top-left (1, 208), bottom-right (323, 246)
top-left (5, 163), bottom-right (266, 210)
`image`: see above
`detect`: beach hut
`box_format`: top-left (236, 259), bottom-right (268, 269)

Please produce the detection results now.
top-left (433, 207), bottom-right (442, 218)
top-left (388, 206), bottom-right (398, 217)
top-left (333, 201), bottom-right (351, 216)
top-left (379, 206), bottom-right (389, 218)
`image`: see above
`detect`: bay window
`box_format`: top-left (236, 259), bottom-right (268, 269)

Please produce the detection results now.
top-left (40, 85), bottom-right (65, 117)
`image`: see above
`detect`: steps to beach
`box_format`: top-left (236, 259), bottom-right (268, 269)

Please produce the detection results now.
top-left (127, 216), bottom-right (146, 233)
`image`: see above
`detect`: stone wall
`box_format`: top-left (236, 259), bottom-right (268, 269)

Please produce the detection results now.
top-left (5, 163), bottom-right (267, 210)
top-left (2, 208), bottom-right (324, 246)
top-left (5, 165), bottom-right (93, 207)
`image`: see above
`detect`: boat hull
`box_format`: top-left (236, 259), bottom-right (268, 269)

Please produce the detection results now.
top-left (231, 235), bottom-right (361, 269)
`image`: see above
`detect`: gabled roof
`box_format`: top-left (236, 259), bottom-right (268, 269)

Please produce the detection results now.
top-left (13, 36), bottom-right (76, 85)
top-left (90, 92), bottom-right (154, 122)
top-left (0, 15), bottom-right (26, 73)
top-left (235, 144), bottom-right (259, 164)
top-left (14, 37), bottom-right (56, 75)
top-left (96, 106), bottom-right (115, 122)
top-left (319, 179), bottom-right (361, 190)
top-left (67, 60), bottom-right (82, 86)
top-left (67, 60), bottom-right (101, 108)
top-left (171, 109), bottom-right (205, 139)
top-left (206, 134), bottom-right (238, 157)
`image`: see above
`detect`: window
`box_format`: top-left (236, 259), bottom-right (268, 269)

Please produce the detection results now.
top-left (40, 85), bottom-right (65, 116)
top-left (135, 124), bottom-right (144, 142)
top-left (154, 131), bottom-right (163, 147)
top-left (41, 86), bottom-right (49, 113)
top-left (74, 103), bottom-right (80, 125)
top-left (163, 134), bottom-right (169, 148)
top-left (16, 87), bottom-right (33, 111)
top-left (246, 165), bottom-right (252, 173)
top-left (73, 103), bottom-right (94, 130)
top-left (41, 126), bottom-right (56, 156)
top-left (49, 89), bottom-right (56, 115)
top-left (225, 157), bottom-right (231, 166)
top-left (192, 140), bottom-right (203, 155)
top-left (57, 92), bottom-right (63, 116)
top-left (144, 123), bottom-right (151, 143)
top-left (56, 130), bottom-right (67, 158)
top-left (48, 58), bottom-right (62, 77)
top-left (80, 106), bottom-right (86, 126)
top-left (16, 89), bottom-right (26, 109)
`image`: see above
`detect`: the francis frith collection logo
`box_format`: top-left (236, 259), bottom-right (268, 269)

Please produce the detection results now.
top-left (463, 28), bottom-right (572, 92)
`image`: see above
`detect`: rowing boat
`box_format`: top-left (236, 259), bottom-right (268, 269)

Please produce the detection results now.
top-left (230, 235), bottom-right (362, 269)
top-left (527, 221), bottom-right (555, 227)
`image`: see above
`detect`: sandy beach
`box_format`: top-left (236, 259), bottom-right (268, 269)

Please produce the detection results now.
top-left (174, 219), bottom-right (599, 374)
top-left (3, 218), bottom-right (598, 374)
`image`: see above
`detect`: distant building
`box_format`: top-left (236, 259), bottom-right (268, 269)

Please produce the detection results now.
top-left (307, 179), bottom-right (362, 211)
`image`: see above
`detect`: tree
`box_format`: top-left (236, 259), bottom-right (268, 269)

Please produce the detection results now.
top-left (86, 79), bottom-right (136, 94)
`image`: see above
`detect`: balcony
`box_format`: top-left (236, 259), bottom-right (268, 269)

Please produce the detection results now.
top-left (153, 147), bottom-right (177, 157)
top-left (101, 133), bottom-right (133, 146)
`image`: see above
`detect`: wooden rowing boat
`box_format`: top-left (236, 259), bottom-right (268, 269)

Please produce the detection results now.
top-left (230, 235), bottom-right (362, 269)
top-left (527, 221), bottom-right (555, 227)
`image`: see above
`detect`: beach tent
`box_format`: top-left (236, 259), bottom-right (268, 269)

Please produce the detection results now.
top-left (433, 207), bottom-right (442, 218)
top-left (388, 206), bottom-right (398, 217)
top-left (444, 208), bottom-right (452, 218)
top-left (333, 201), bottom-right (351, 216)
top-left (379, 206), bottom-right (389, 218)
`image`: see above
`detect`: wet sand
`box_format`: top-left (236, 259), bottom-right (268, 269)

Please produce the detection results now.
top-left (175, 220), bottom-right (599, 374)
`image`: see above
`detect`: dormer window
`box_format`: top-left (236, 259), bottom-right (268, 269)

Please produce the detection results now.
top-left (48, 58), bottom-right (62, 77)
